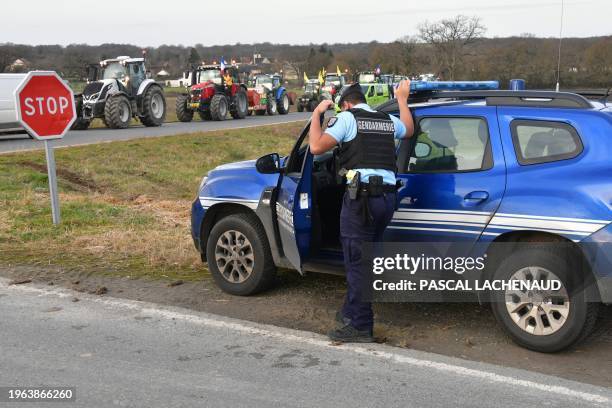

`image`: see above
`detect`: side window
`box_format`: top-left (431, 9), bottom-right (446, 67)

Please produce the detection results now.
top-left (367, 86), bottom-right (375, 97)
top-left (407, 117), bottom-right (492, 173)
top-left (376, 84), bottom-right (384, 96)
top-left (511, 120), bottom-right (583, 165)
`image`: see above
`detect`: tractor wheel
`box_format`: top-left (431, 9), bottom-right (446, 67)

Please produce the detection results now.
top-left (255, 110), bottom-right (266, 116)
top-left (266, 97), bottom-right (277, 116)
top-left (277, 91), bottom-right (289, 115)
top-left (231, 90), bottom-right (248, 119)
top-left (71, 97), bottom-right (90, 130)
top-left (198, 110), bottom-right (212, 121)
top-left (210, 94), bottom-right (229, 121)
top-left (104, 95), bottom-right (131, 129)
top-left (297, 103), bottom-right (304, 113)
top-left (308, 100), bottom-right (318, 112)
top-left (176, 94), bottom-right (193, 122)
top-left (139, 86), bottom-right (166, 127)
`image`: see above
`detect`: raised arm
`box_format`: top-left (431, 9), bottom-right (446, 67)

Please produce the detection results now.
top-left (394, 80), bottom-right (415, 138)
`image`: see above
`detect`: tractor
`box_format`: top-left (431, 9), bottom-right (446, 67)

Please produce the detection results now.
top-left (176, 65), bottom-right (248, 122)
top-left (297, 79), bottom-right (323, 112)
top-left (246, 74), bottom-right (290, 116)
top-left (72, 56), bottom-right (166, 130)
top-left (321, 73), bottom-right (347, 101)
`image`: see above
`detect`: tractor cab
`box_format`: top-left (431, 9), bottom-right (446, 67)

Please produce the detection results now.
top-left (356, 71), bottom-right (379, 84)
top-left (323, 74), bottom-right (346, 97)
top-left (98, 57), bottom-right (147, 96)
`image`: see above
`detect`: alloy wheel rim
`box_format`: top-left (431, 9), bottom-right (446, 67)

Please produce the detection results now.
top-left (505, 266), bottom-right (570, 336)
top-left (214, 230), bottom-right (254, 283)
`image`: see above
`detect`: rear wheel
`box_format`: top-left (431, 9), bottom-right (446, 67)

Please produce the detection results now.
top-left (210, 94), bottom-right (228, 121)
top-left (277, 91), bottom-right (289, 114)
top-left (175, 94), bottom-right (193, 122)
top-left (206, 213), bottom-right (277, 296)
top-left (139, 86), bottom-right (166, 127)
top-left (230, 90), bottom-right (248, 119)
top-left (490, 245), bottom-right (599, 352)
top-left (104, 95), bottom-right (131, 129)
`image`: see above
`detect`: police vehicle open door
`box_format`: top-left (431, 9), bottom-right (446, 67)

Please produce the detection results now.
top-left (262, 121), bottom-right (314, 273)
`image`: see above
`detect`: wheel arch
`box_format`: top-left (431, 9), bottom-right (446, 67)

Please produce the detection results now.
top-left (479, 230), bottom-right (601, 303)
top-left (199, 203), bottom-right (264, 262)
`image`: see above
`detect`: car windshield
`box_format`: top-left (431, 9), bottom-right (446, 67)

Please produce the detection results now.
top-left (358, 73), bottom-right (376, 83)
top-left (199, 69), bottom-right (221, 84)
top-left (101, 62), bottom-right (127, 80)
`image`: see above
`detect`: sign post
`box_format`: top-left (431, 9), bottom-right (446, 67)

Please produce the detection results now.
top-left (13, 71), bottom-right (76, 225)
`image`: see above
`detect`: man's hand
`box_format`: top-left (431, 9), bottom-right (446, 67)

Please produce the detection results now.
top-left (395, 79), bottom-right (411, 102)
top-left (314, 100), bottom-right (334, 115)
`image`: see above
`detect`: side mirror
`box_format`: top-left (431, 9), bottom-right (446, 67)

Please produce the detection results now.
top-left (256, 153), bottom-right (281, 174)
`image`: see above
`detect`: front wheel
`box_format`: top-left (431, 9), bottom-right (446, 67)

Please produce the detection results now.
top-left (297, 103), bottom-right (304, 112)
top-left (210, 94), bottom-right (228, 121)
top-left (490, 245), bottom-right (599, 352)
top-left (277, 91), bottom-right (289, 114)
top-left (71, 96), bottom-right (90, 130)
top-left (175, 94), bottom-right (193, 122)
top-left (104, 95), bottom-right (131, 129)
top-left (206, 213), bottom-right (276, 296)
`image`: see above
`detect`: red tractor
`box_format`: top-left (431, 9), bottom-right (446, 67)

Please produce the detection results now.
top-left (176, 65), bottom-right (248, 121)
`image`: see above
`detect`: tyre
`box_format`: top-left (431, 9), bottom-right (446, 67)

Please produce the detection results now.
top-left (104, 95), bottom-right (131, 129)
top-left (198, 110), bottom-right (212, 121)
top-left (210, 94), bottom-right (228, 121)
top-left (206, 213), bottom-right (277, 296)
top-left (308, 100), bottom-right (317, 112)
top-left (230, 90), bottom-right (248, 119)
top-left (175, 93), bottom-right (193, 122)
top-left (297, 103), bottom-right (304, 112)
top-left (139, 86), bottom-right (166, 127)
top-left (490, 245), bottom-right (599, 352)
top-left (71, 96), bottom-right (91, 130)
top-left (266, 96), bottom-right (277, 115)
top-left (277, 91), bottom-right (289, 115)
top-left (255, 110), bottom-right (266, 116)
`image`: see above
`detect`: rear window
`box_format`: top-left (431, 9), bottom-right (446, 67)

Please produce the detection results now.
top-left (510, 120), bottom-right (583, 165)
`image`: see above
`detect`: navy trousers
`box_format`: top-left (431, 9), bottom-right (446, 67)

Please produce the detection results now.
top-left (340, 191), bottom-right (396, 332)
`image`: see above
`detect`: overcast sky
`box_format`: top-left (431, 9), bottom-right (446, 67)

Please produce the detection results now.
top-left (1, 0), bottom-right (610, 47)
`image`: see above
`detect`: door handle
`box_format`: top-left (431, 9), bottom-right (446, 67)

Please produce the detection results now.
top-left (464, 191), bottom-right (489, 204)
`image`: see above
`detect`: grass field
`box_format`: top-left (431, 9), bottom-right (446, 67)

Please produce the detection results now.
top-left (0, 121), bottom-right (306, 280)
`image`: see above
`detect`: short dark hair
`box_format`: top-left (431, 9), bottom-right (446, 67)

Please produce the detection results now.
top-left (342, 92), bottom-right (366, 105)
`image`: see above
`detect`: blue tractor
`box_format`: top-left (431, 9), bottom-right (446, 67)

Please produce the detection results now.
top-left (249, 74), bottom-right (290, 115)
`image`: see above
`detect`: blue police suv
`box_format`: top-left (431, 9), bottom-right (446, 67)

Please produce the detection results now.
top-left (191, 83), bottom-right (612, 352)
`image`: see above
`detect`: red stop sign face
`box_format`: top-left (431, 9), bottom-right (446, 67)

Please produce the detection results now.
top-left (14, 71), bottom-right (76, 140)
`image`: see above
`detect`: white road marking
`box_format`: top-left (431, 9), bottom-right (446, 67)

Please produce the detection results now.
top-left (0, 278), bottom-right (609, 405)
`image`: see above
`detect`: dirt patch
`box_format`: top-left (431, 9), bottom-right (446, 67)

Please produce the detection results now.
top-left (2, 265), bottom-right (611, 388)
top-left (17, 160), bottom-right (104, 193)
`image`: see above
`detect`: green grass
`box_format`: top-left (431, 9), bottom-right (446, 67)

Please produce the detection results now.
top-left (0, 121), bottom-right (306, 280)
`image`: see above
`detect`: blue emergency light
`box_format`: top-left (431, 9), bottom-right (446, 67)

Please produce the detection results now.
top-left (409, 81), bottom-right (499, 93)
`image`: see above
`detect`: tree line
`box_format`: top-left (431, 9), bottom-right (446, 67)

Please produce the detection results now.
top-left (1, 15), bottom-right (610, 89)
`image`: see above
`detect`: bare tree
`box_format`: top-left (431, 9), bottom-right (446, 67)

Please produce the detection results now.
top-left (418, 15), bottom-right (486, 80)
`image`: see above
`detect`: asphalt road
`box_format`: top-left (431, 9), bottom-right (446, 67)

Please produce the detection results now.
top-left (0, 112), bottom-right (311, 154)
top-left (0, 279), bottom-right (610, 408)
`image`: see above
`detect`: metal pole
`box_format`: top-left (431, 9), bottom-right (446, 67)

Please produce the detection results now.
top-left (44, 140), bottom-right (61, 225)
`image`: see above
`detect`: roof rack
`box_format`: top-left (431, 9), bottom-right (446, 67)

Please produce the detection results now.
top-left (379, 90), bottom-right (594, 112)
top-left (560, 88), bottom-right (611, 102)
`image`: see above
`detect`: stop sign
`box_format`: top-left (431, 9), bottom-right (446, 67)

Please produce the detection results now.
top-left (14, 71), bottom-right (76, 140)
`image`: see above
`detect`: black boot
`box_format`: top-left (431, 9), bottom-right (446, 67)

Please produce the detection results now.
top-left (335, 311), bottom-right (351, 326)
top-left (328, 325), bottom-right (374, 343)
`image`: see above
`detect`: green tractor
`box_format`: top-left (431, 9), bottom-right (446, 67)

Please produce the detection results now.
top-left (297, 79), bottom-right (323, 112)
